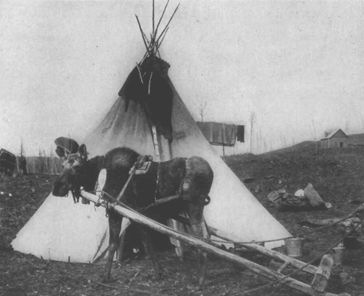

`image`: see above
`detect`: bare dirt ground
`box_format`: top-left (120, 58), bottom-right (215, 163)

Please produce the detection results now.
top-left (1, 144), bottom-right (364, 296)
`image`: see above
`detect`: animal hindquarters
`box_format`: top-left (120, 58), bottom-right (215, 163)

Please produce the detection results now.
top-left (181, 156), bottom-right (213, 207)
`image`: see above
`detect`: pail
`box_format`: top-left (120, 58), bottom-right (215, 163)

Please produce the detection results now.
top-left (333, 243), bottom-right (345, 266)
top-left (285, 238), bottom-right (303, 257)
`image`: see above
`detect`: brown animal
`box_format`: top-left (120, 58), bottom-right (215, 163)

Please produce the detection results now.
top-left (52, 144), bottom-right (213, 286)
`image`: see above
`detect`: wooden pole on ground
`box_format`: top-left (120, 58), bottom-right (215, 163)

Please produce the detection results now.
top-left (240, 242), bottom-right (317, 275)
top-left (80, 190), bottom-right (342, 296)
top-left (208, 228), bottom-right (318, 274)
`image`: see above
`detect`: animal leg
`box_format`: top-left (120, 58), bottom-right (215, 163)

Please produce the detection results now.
top-left (138, 225), bottom-right (162, 279)
top-left (167, 218), bottom-right (184, 260)
top-left (190, 221), bottom-right (209, 287)
top-left (103, 211), bottom-right (122, 282)
top-left (117, 218), bottom-right (131, 263)
top-left (188, 204), bottom-right (209, 287)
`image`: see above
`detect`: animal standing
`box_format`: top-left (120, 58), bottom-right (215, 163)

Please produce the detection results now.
top-left (52, 143), bottom-right (214, 286)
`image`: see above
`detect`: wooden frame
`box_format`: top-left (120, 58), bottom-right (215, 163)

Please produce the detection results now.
top-left (80, 190), bottom-right (345, 296)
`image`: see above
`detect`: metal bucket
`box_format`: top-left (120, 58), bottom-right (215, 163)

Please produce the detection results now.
top-left (333, 243), bottom-right (345, 266)
top-left (285, 238), bottom-right (303, 257)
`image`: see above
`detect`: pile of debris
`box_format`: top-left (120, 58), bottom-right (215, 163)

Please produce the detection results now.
top-left (267, 183), bottom-right (332, 211)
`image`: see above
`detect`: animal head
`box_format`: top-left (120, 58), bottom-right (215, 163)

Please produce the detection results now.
top-left (52, 143), bottom-right (88, 198)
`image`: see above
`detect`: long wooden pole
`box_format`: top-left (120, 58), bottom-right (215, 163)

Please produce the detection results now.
top-left (242, 243), bottom-right (317, 275)
top-left (153, 0), bottom-right (170, 41)
top-left (209, 230), bottom-right (317, 275)
top-left (152, 0), bottom-right (155, 34)
top-left (80, 190), bottom-right (340, 296)
top-left (135, 15), bottom-right (150, 54)
top-left (155, 3), bottom-right (180, 45)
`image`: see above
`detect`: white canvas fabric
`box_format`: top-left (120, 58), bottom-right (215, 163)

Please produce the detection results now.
top-left (11, 194), bottom-right (108, 263)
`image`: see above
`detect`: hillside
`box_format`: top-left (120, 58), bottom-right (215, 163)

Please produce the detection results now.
top-left (225, 142), bottom-right (364, 215)
top-left (225, 144), bottom-right (364, 295)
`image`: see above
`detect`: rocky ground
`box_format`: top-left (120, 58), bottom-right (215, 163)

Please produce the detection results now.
top-left (1, 144), bottom-right (364, 296)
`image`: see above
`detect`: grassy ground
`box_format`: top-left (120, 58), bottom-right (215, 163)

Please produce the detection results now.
top-left (1, 144), bottom-right (364, 296)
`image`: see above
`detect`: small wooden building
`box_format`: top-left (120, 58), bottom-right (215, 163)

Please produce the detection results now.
top-left (348, 133), bottom-right (364, 147)
top-left (0, 148), bottom-right (16, 175)
top-left (320, 129), bottom-right (348, 149)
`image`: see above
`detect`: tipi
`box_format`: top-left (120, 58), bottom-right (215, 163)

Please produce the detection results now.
top-left (12, 3), bottom-right (290, 263)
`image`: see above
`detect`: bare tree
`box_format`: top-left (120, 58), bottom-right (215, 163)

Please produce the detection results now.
top-left (249, 111), bottom-right (256, 153)
top-left (199, 101), bottom-right (208, 122)
top-left (345, 119), bottom-right (349, 133)
top-left (310, 119), bottom-right (317, 139)
top-left (20, 138), bottom-right (25, 156)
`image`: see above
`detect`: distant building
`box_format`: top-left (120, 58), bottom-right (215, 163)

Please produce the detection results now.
top-left (348, 133), bottom-right (364, 147)
top-left (0, 148), bottom-right (16, 175)
top-left (320, 129), bottom-right (349, 149)
top-left (320, 129), bottom-right (364, 149)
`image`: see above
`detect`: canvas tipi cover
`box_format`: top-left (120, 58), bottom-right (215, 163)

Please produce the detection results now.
top-left (11, 193), bottom-right (108, 263)
top-left (12, 69), bottom-right (291, 263)
top-left (12, 7), bottom-right (290, 261)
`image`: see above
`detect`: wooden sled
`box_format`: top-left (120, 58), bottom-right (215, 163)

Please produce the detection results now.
top-left (81, 189), bottom-right (348, 296)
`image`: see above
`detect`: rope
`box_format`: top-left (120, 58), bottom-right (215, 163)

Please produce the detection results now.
top-left (209, 236), bottom-right (293, 245)
top-left (153, 162), bottom-right (160, 203)
top-left (297, 210), bottom-right (361, 236)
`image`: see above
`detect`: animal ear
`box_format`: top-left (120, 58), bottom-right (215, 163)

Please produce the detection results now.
top-left (79, 144), bottom-right (88, 161)
top-left (55, 146), bottom-right (65, 158)
top-left (54, 137), bottom-right (79, 154)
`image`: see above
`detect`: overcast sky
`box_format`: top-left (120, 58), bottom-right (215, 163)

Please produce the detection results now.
top-left (1, 0), bottom-right (364, 155)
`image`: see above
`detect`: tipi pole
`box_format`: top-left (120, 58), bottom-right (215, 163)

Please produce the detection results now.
top-left (153, 0), bottom-right (170, 41)
top-left (151, 125), bottom-right (161, 161)
top-left (135, 15), bottom-right (151, 54)
top-left (150, 125), bottom-right (184, 258)
top-left (165, 138), bottom-right (184, 259)
top-left (80, 190), bottom-right (341, 296)
top-left (155, 3), bottom-right (180, 45)
top-left (152, 0), bottom-right (155, 33)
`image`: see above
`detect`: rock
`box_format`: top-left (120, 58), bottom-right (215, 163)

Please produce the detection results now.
top-left (294, 189), bottom-right (305, 197)
top-left (267, 189), bottom-right (286, 203)
top-left (304, 183), bottom-right (325, 207)
top-left (325, 202), bottom-right (333, 209)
